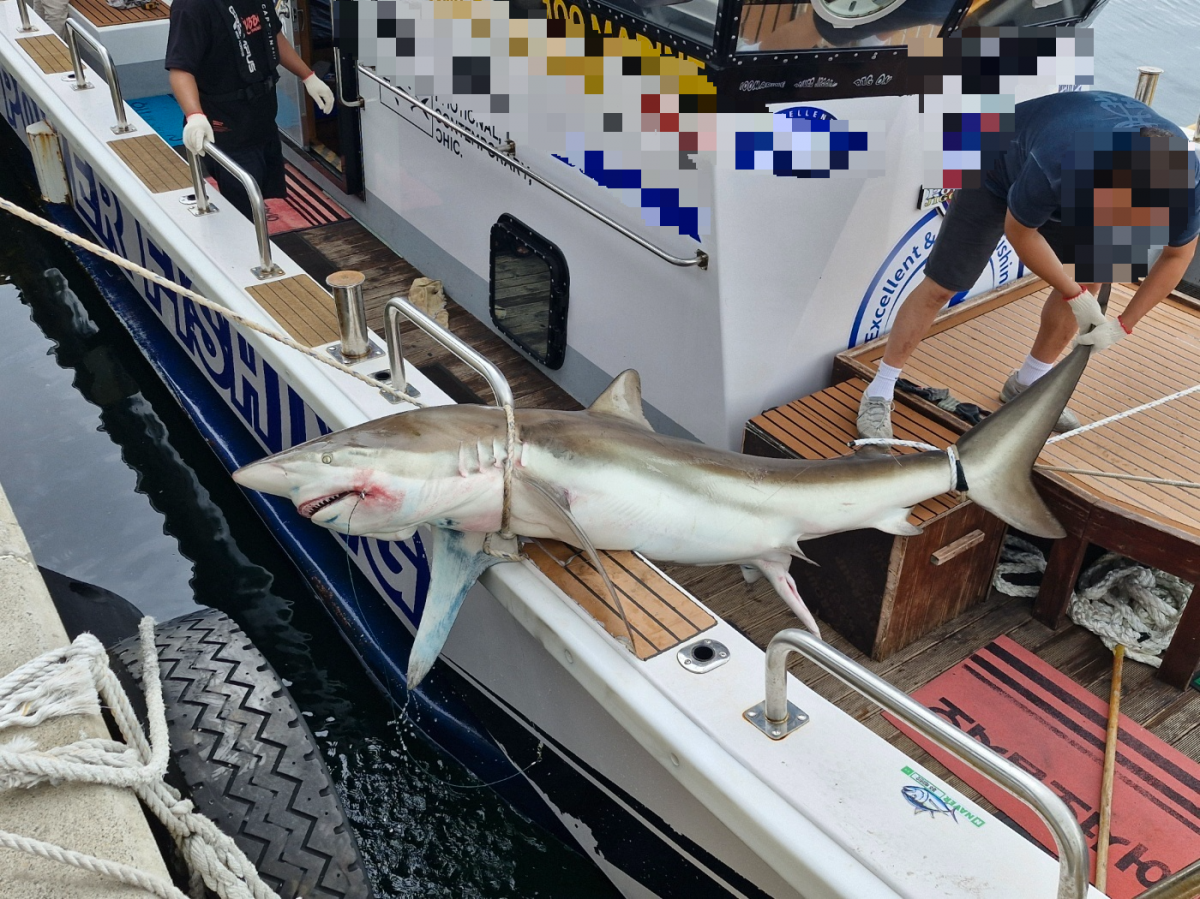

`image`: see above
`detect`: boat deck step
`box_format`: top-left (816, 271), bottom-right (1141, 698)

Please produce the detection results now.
top-left (525, 538), bottom-right (715, 660)
top-left (70, 0), bottom-right (169, 27)
top-left (109, 134), bottom-right (191, 194)
top-left (245, 274), bottom-right (339, 349)
top-left (17, 34), bottom-right (72, 75)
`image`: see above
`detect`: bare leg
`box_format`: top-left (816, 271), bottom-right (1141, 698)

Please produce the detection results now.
top-left (880, 277), bottom-right (957, 369)
top-left (1029, 282), bottom-right (1101, 363)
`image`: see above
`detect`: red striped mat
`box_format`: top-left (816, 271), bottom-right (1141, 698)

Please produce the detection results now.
top-left (886, 637), bottom-right (1200, 897)
top-left (205, 163), bottom-right (349, 235)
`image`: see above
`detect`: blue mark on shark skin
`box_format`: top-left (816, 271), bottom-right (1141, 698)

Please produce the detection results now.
top-left (902, 785), bottom-right (958, 822)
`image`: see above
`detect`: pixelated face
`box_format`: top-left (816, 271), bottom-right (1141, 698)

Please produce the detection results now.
top-left (1092, 186), bottom-right (1170, 228)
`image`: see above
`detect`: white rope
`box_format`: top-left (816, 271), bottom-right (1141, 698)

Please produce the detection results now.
top-left (0, 195), bottom-right (425, 409)
top-left (992, 536), bottom-right (1191, 665)
top-left (0, 618), bottom-right (282, 899)
top-left (849, 437), bottom-right (960, 492)
top-left (1033, 465), bottom-right (1200, 490)
top-left (1047, 382), bottom-right (1200, 444)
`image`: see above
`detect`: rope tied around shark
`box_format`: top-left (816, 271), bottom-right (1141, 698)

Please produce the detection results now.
top-left (849, 438), bottom-right (969, 493)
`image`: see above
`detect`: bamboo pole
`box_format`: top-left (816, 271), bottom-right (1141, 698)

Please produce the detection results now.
top-left (1095, 644), bottom-right (1126, 893)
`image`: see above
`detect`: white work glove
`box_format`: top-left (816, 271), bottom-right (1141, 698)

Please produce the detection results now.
top-left (183, 113), bottom-right (213, 156)
top-left (1064, 288), bottom-right (1106, 332)
top-left (1075, 317), bottom-right (1130, 352)
top-left (303, 72), bottom-right (335, 114)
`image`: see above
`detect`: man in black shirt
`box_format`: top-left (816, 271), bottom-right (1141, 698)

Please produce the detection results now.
top-left (166, 0), bottom-right (334, 218)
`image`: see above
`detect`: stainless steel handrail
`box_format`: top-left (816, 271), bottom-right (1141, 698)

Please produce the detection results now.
top-left (383, 296), bottom-right (514, 407)
top-left (357, 66), bottom-right (709, 271)
top-left (1134, 857), bottom-right (1200, 899)
top-left (756, 630), bottom-right (1090, 899)
top-left (64, 20), bottom-right (134, 134)
top-left (333, 47), bottom-right (364, 108)
top-left (185, 141), bottom-right (284, 280)
top-left (14, 0), bottom-right (37, 33)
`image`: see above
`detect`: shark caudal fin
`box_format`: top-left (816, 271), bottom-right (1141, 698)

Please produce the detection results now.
top-left (954, 345), bottom-right (1092, 539)
top-left (407, 527), bottom-right (506, 690)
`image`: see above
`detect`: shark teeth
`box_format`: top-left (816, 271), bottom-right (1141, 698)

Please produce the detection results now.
top-left (298, 491), bottom-right (355, 519)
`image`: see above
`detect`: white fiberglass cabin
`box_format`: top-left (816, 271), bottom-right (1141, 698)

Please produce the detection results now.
top-left (317, 0), bottom-right (1106, 448)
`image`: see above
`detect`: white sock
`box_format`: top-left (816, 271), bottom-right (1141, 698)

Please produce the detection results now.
top-left (865, 361), bottom-right (902, 401)
top-left (1016, 355), bottom-right (1054, 387)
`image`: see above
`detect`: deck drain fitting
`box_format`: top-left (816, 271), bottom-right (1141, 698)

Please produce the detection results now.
top-left (677, 639), bottom-right (729, 674)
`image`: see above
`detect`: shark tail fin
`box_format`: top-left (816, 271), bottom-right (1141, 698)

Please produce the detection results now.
top-left (954, 345), bottom-right (1092, 540)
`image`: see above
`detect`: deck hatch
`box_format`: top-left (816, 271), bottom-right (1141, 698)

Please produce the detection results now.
top-left (489, 214), bottom-right (568, 370)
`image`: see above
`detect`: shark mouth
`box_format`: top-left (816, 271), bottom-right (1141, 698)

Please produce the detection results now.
top-left (298, 491), bottom-right (358, 519)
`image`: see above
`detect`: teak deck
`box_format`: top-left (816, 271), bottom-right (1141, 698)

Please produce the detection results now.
top-left (70, 0), bottom-right (168, 27)
top-left (835, 278), bottom-right (1200, 687)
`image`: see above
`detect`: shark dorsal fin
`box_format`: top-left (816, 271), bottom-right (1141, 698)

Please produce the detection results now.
top-left (588, 370), bottom-right (654, 431)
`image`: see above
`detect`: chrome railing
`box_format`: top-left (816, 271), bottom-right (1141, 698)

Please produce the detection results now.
top-left (185, 142), bottom-right (283, 280)
top-left (748, 629), bottom-right (1090, 899)
top-left (382, 296), bottom-right (513, 407)
top-left (64, 20), bottom-right (134, 134)
top-left (357, 66), bottom-right (709, 271)
top-left (1135, 858), bottom-right (1200, 899)
top-left (333, 48), bottom-right (364, 109)
top-left (14, 0), bottom-right (36, 32)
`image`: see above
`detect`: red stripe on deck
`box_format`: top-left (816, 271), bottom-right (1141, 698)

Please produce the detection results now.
top-left (885, 637), bottom-right (1200, 897)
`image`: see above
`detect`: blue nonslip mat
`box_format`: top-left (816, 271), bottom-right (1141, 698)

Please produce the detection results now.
top-left (128, 94), bottom-right (184, 147)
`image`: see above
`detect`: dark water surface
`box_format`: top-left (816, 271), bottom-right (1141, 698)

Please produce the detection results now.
top-left (0, 156), bottom-right (617, 897)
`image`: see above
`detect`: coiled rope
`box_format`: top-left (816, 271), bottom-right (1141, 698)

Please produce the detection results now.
top-left (993, 535), bottom-right (1191, 667)
top-left (0, 196), bottom-right (530, 560)
top-left (0, 618), bottom-right (282, 899)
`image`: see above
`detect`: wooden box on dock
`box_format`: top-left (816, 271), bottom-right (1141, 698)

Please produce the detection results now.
top-left (743, 379), bottom-right (1007, 660)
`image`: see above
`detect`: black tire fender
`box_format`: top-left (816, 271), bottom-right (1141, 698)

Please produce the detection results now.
top-left (110, 608), bottom-right (373, 899)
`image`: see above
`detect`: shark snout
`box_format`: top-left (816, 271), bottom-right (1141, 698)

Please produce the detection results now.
top-left (232, 459), bottom-right (292, 496)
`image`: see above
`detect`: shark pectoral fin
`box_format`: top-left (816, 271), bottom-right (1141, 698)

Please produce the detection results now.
top-left (877, 510), bottom-right (923, 537)
top-left (407, 527), bottom-right (507, 690)
top-left (525, 477), bottom-right (634, 651)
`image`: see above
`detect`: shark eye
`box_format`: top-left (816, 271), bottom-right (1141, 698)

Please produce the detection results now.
top-left (321, 453), bottom-right (333, 464)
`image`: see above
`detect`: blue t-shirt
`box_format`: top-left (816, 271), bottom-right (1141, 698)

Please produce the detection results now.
top-left (983, 90), bottom-right (1200, 247)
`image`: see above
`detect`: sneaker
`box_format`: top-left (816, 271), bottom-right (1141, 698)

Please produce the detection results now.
top-left (999, 371), bottom-right (1081, 433)
top-left (856, 394), bottom-right (894, 441)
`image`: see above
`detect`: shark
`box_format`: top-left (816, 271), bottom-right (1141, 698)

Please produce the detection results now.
top-left (232, 346), bottom-right (1089, 688)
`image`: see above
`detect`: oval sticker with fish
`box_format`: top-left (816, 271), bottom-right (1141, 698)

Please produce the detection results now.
top-left (901, 785), bottom-right (959, 822)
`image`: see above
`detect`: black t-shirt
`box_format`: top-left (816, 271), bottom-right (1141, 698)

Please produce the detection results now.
top-left (166, 0), bottom-right (283, 148)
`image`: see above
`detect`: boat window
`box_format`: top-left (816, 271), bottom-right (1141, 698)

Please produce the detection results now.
top-left (736, 0), bottom-right (956, 53)
top-left (594, 0), bottom-right (721, 49)
top-left (955, 0), bottom-right (1099, 28)
top-left (489, 216), bottom-right (569, 370)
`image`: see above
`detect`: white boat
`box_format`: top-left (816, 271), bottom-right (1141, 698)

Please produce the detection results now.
top-left (1, 0), bottom-right (1196, 895)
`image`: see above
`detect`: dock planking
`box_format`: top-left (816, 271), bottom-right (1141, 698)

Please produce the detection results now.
top-left (275, 216), bottom-right (1199, 795)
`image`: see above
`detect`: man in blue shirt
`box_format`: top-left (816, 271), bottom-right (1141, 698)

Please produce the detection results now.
top-left (858, 90), bottom-right (1199, 440)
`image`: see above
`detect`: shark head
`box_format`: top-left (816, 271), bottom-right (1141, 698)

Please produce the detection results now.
top-left (232, 407), bottom-right (506, 541)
